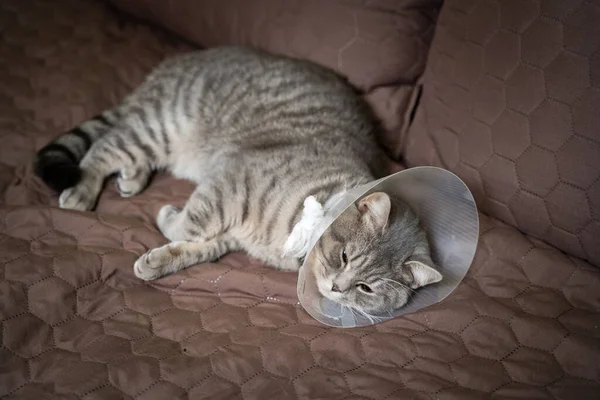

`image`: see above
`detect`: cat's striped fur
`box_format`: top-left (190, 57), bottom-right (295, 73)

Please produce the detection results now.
top-left (35, 47), bottom-right (441, 314)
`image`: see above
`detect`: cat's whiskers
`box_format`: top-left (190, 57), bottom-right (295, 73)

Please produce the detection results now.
top-left (313, 250), bottom-right (330, 279)
top-left (380, 281), bottom-right (404, 300)
top-left (381, 277), bottom-right (417, 294)
top-left (347, 305), bottom-right (373, 325)
top-left (344, 305), bottom-right (362, 324)
top-left (380, 278), bottom-right (416, 302)
top-left (352, 306), bottom-right (385, 324)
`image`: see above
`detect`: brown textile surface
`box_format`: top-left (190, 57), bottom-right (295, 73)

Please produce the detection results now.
top-left (2, 206), bottom-right (600, 399)
top-left (106, 0), bottom-right (443, 157)
top-left (1, 0), bottom-right (600, 399)
top-left (404, 0), bottom-right (600, 267)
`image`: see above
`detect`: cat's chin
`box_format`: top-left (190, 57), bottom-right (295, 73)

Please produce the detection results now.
top-left (322, 290), bottom-right (345, 304)
top-left (315, 276), bottom-right (341, 301)
top-left (314, 274), bottom-right (411, 315)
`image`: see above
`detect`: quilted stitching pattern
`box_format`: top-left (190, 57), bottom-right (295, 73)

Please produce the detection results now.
top-left (108, 0), bottom-right (441, 91)
top-left (2, 209), bottom-right (600, 399)
top-left (404, 0), bottom-right (600, 266)
top-left (0, 0), bottom-right (599, 398)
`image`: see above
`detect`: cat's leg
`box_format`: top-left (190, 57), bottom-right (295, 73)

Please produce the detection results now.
top-left (156, 183), bottom-right (231, 242)
top-left (59, 130), bottom-right (154, 210)
top-left (116, 165), bottom-right (152, 198)
top-left (59, 153), bottom-right (111, 211)
top-left (133, 237), bottom-right (237, 280)
top-left (136, 186), bottom-right (239, 279)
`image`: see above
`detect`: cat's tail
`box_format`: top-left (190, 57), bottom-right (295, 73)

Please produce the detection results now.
top-left (34, 109), bottom-right (122, 192)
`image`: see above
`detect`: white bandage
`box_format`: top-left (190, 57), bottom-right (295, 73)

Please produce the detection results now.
top-left (283, 196), bottom-right (325, 258)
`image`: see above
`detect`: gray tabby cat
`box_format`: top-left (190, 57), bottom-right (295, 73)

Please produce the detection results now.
top-left (34, 46), bottom-right (441, 315)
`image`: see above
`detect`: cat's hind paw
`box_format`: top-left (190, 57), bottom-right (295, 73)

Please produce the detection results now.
top-left (59, 184), bottom-right (98, 211)
top-left (116, 167), bottom-right (150, 198)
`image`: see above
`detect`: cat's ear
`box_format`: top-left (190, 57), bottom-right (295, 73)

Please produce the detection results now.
top-left (404, 255), bottom-right (442, 289)
top-left (358, 192), bottom-right (391, 231)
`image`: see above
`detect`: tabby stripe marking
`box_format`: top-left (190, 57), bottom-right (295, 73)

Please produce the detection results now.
top-left (70, 127), bottom-right (93, 149)
top-left (38, 143), bottom-right (78, 163)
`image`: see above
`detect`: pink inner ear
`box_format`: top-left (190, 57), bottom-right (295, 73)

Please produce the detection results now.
top-left (358, 201), bottom-right (369, 213)
top-left (358, 192), bottom-right (391, 230)
top-left (358, 194), bottom-right (371, 212)
top-left (359, 192), bottom-right (388, 210)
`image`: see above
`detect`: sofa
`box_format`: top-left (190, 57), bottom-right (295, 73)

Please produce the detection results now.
top-left (1, 0), bottom-right (598, 399)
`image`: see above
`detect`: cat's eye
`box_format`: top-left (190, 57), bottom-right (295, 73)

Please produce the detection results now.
top-left (356, 283), bottom-right (373, 293)
top-left (341, 248), bottom-right (348, 265)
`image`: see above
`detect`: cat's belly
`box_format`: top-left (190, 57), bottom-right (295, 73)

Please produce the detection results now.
top-left (169, 146), bottom-right (230, 183)
top-left (170, 156), bottom-right (204, 182)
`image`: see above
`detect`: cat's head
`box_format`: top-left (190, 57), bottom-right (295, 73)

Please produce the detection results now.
top-left (310, 192), bottom-right (442, 315)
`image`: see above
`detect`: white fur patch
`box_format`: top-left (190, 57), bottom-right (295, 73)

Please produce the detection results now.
top-left (283, 196), bottom-right (325, 258)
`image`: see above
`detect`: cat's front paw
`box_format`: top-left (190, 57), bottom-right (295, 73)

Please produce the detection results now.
top-left (134, 242), bottom-right (186, 280)
top-left (133, 246), bottom-right (172, 281)
top-left (59, 184), bottom-right (97, 211)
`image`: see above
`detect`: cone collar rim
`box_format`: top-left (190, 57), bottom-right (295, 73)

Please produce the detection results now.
top-left (297, 166), bottom-right (479, 327)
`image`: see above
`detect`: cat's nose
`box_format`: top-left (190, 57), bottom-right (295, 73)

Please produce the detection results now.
top-left (331, 283), bottom-right (341, 293)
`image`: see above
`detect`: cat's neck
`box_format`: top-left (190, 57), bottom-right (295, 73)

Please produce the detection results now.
top-left (282, 175), bottom-right (372, 259)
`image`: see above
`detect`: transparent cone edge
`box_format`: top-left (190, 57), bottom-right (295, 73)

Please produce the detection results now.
top-left (297, 166), bottom-right (480, 327)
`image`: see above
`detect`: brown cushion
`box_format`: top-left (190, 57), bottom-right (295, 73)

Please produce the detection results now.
top-left (404, 0), bottom-right (600, 266)
top-left (107, 0), bottom-right (442, 157)
top-left (2, 1), bottom-right (600, 398)
top-left (3, 206), bottom-right (600, 398)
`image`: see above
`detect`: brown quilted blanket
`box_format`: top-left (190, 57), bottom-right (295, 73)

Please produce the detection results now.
top-left (1, 1), bottom-right (599, 399)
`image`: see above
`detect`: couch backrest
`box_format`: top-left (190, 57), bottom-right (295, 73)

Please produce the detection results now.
top-left (109, 0), bottom-right (443, 157)
top-left (405, 0), bottom-right (600, 266)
